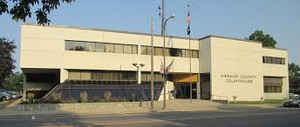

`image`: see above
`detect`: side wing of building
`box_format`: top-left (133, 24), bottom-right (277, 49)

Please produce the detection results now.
top-left (203, 36), bottom-right (288, 101)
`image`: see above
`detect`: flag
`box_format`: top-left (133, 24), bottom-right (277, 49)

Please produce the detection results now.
top-left (186, 11), bottom-right (191, 35)
top-left (186, 11), bottom-right (191, 24)
top-left (187, 25), bottom-right (191, 35)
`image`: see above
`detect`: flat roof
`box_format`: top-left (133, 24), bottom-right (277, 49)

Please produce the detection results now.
top-left (200, 35), bottom-right (287, 51)
top-left (23, 23), bottom-right (287, 51)
top-left (23, 23), bottom-right (199, 40)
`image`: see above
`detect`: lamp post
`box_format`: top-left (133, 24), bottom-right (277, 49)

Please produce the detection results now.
top-left (132, 63), bottom-right (145, 107)
top-left (132, 63), bottom-right (145, 85)
top-left (162, 15), bottom-right (175, 110)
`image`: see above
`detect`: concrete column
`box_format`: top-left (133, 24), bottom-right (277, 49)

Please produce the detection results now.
top-left (138, 66), bottom-right (142, 84)
top-left (197, 76), bottom-right (201, 99)
top-left (22, 74), bottom-right (27, 101)
top-left (138, 44), bottom-right (141, 55)
top-left (60, 68), bottom-right (68, 83)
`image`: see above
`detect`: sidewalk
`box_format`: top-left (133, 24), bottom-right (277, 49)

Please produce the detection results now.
top-left (0, 99), bottom-right (281, 116)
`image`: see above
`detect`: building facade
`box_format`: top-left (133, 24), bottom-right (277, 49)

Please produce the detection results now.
top-left (20, 23), bottom-right (289, 101)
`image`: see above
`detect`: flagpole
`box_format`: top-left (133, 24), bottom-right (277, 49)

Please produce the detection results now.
top-left (189, 32), bottom-right (192, 103)
top-left (150, 16), bottom-right (154, 110)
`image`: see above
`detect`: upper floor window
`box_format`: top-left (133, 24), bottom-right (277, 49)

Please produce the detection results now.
top-left (65, 40), bottom-right (138, 55)
top-left (141, 45), bottom-right (199, 58)
top-left (263, 56), bottom-right (285, 65)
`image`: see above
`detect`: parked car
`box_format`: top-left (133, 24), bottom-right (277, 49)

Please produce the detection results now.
top-left (0, 92), bottom-right (11, 101)
top-left (289, 93), bottom-right (299, 100)
top-left (283, 96), bottom-right (300, 107)
top-left (5, 91), bottom-right (20, 99)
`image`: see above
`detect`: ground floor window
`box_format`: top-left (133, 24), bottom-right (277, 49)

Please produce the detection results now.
top-left (264, 77), bottom-right (283, 93)
top-left (68, 70), bottom-right (163, 81)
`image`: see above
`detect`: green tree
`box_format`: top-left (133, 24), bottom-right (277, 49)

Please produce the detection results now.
top-left (248, 30), bottom-right (277, 48)
top-left (0, 38), bottom-right (16, 89)
top-left (3, 72), bottom-right (24, 91)
top-left (0, 0), bottom-right (75, 24)
top-left (289, 63), bottom-right (300, 90)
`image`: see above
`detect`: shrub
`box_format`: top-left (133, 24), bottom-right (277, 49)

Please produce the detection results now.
top-left (80, 91), bottom-right (88, 103)
top-left (51, 92), bottom-right (62, 103)
top-left (104, 91), bottom-right (112, 101)
top-left (27, 93), bottom-right (35, 104)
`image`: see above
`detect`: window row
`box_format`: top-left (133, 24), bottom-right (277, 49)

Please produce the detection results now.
top-left (263, 56), bottom-right (285, 65)
top-left (65, 40), bottom-right (199, 58)
top-left (68, 70), bottom-right (163, 81)
top-left (141, 46), bottom-right (199, 58)
top-left (65, 40), bottom-right (138, 54)
top-left (264, 86), bottom-right (282, 93)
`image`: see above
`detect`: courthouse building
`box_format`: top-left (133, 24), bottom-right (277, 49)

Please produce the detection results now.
top-left (20, 23), bottom-right (289, 101)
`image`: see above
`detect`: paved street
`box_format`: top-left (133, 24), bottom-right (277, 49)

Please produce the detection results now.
top-left (0, 107), bottom-right (300, 127)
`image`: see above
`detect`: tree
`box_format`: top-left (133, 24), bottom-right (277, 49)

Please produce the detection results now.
top-left (248, 30), bottom-right (277, 48)
top-left (3, 72), bottom-right (24, 91)
top-left (0, 0), bottom-right (75, 25)
top-left (0, 38), bottom-right (16, 89)
top-left (289, 63), bottom-right (300, 91)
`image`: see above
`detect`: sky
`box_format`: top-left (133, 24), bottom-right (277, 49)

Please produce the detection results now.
top-left (0, 0), bottom-right (299, 72)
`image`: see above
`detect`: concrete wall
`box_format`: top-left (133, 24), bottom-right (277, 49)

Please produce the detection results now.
top-left (261, 48), bottom-right (289, 100)
top-left (209, 37), bottom-right (264, 101)
top-left (199, 38), bottom-right (211, 73)
top-left (21, 24), bottom-right (200, 83)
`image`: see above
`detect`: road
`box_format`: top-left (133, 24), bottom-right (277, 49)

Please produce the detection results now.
top-left (0, 107), bottom-right (300, 127)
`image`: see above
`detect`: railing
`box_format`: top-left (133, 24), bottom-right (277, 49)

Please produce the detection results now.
top-left (40, 83), bottom-right (62, 100)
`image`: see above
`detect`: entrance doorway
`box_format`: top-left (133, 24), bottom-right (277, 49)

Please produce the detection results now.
top-left (200, 73), bottom-right (211, 100)
top-left (175, 82), bottom-right (197, 99)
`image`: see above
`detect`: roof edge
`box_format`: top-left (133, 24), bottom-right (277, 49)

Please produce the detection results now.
top-left (199, 35), bottom-right (261, 44)
top-left (199, 35), bottom-right (287, 51)
top-left (22, 23), bottom-right (200, 40)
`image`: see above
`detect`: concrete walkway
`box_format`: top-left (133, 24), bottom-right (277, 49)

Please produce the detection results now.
top-left (0, 99), bottom-right (282, 116)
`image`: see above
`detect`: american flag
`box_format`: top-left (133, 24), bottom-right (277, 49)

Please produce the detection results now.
top-left (186, 11), bottom-right (191, 24)
top-left (186, 11), bottom-right (191, 35)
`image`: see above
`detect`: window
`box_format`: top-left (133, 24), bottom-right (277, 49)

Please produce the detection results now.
top-left (182, 49), bottom-right (188, 57)
top-left (124, 45), bottom-right (132, 54)
top-left (264, 77), bottom-right (283, 93)
top-left (86, 42), bottom-right (95, 52)
top-left (263, 56), bottom-right (285, 65)
top-left (80, 71), bottom-right (91, 80)
top-left (186, 50), bottom-right (193, 58)
top-left (155, 47), bottom-right (163, 56)
top-left (192, 50), bottom-right (199, 58)
top-left (164, 48), bottom-right (170, 56)
top-left (68, 71), bottom-right (81, 80)
top-left (169, 48), bottom-right (182, 57)
top-left (67, 70), bottom-right (166, 81)
top-left (132, 45), bottom-right (138, 54)
top-left (115, 44), bottom-right (124, 54)
top-left (95, 43), bottom-right (105, 52)
top-left (141, 46), bottom-right (151, 55)
top-left (105, 44), bottom-right (115, 53)
top-left (65, 41), bottom-right (87, 51)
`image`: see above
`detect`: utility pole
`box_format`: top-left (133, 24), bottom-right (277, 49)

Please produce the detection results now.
top-left (189, 34), bottom-right (192, 103)
top-left (150, 16), bottom-right (154, 110)
top-left (161, 0), bottom-right (165, 36)
top-left (161, 0), bottom-right (167, 110)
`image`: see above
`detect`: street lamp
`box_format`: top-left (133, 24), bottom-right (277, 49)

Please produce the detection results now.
top-left (132, 63), bottom-right (145, 84)
top-left (162, 14), bottom-right (175, 110)
top-left (132, 63), bottom-right (145, 107)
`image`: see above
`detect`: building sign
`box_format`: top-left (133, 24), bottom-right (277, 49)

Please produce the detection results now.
top-left (220, 74), bottom-right (256, 84)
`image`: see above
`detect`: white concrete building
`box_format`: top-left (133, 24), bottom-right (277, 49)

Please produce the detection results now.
top-left (20, 23), bottom-right (289, 101)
